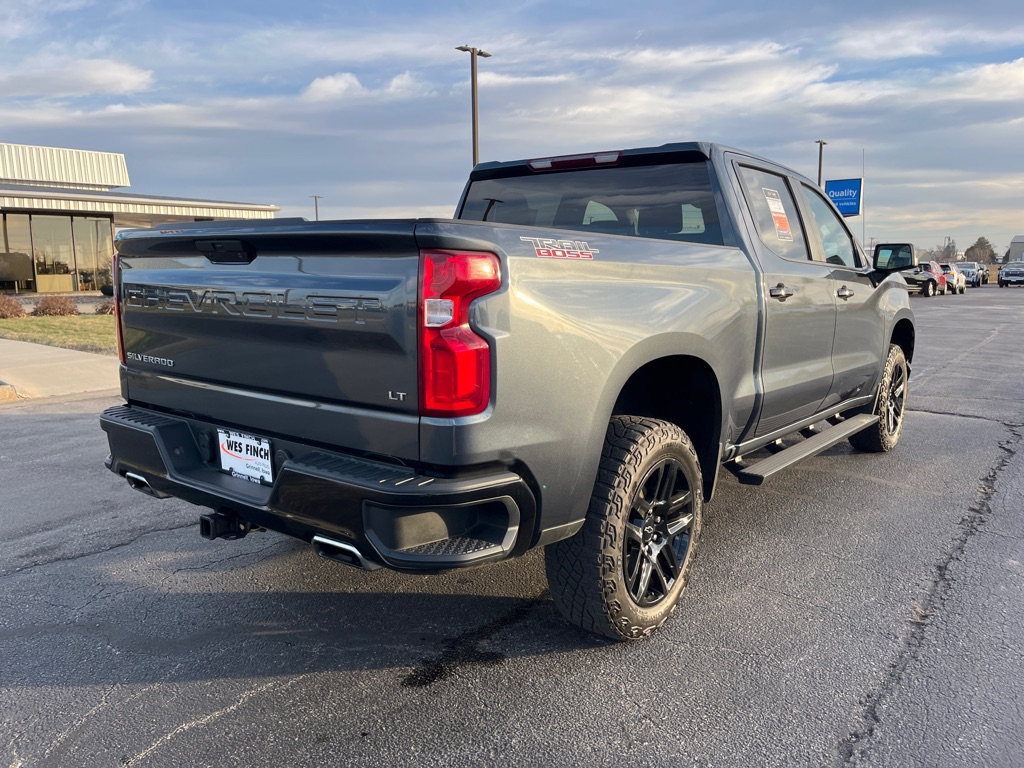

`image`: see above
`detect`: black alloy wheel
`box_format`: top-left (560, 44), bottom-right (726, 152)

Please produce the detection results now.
top-left (623, 457), bottom-right (695, 606)
top-left (850, 344), bottom-right (908, 453)
top-left (545, 416), bottom-right (703, 641)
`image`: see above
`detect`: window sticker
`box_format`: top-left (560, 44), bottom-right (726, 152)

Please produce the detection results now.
top-left (762, 188), bottom-right (794, 242)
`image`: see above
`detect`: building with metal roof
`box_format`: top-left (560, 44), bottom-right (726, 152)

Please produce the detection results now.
top-left (1, 143), bottom-right (279, 294)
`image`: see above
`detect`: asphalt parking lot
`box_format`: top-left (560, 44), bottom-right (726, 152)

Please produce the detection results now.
top-left (2, 284), bottom-right (1022, 767)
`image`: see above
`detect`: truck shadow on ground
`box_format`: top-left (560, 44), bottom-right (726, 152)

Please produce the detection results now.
top-left (1, 538), bottom-right (612, 690)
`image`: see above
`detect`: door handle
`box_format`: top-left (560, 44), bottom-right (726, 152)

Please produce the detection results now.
top-left (837, 286), bottom-right (855, 300)
top-left (769, 283), bottom-right (794, 301)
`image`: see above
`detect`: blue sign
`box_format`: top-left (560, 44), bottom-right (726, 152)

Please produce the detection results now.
top-left (825, 178), bottom-right (863, 217)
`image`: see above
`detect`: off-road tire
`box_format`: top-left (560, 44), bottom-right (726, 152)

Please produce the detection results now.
top-left (849, 344), bottom-right (908, 453)
top-left (545, 416), bottom-right (702, 641)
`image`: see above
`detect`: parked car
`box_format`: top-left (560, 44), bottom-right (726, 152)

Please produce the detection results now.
top-left (999, 262), bottom-right (1024, 287)
top-left (959, 262), bottom-right (982, 287)
top-left (903, 260), bottom-right (947, 296)
top-left (978, 263), bottom-right (990, 284)
top-left (940, 263), bottom-right (966, 294)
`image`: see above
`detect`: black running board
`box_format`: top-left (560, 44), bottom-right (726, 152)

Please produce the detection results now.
top-left (734, 413), bottom-right (879, 485)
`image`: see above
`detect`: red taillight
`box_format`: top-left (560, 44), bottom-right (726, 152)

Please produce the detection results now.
top-left (113, 252), bottom-right (126, 365)
top-left (419, 249), bottom-right (501, 417)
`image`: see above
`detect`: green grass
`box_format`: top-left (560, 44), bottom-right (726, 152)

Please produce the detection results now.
top-left (0, 315), bottom-right (117, 356)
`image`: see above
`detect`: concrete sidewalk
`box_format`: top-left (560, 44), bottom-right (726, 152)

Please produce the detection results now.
top-left (0, 339), bottom-right (119, 401)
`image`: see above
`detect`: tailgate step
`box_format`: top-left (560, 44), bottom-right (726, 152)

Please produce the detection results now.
top-left (734, 413), bottom-right (879, 485)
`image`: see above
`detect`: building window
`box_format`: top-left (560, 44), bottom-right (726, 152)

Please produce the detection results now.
top-left (32, 215), bottom-right (74, 275)
top-left (1, 214), bottom-right (35, 291)
top-left (31, 215), bottom-right (76, 292)
top-left (73, 217), bottom-right (114, 290)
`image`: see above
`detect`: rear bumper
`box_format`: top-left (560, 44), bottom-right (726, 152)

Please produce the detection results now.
top-left (100, 405), bottom-right (536, 571)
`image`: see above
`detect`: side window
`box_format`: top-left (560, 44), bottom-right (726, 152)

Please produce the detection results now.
top-left (736, 165), bottom-right (809, 261)
top-left (799, 184), bottom-right (860, 268)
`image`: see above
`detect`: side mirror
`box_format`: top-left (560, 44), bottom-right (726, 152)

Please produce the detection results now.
top-left (873, 243), bottom-right (917, 273)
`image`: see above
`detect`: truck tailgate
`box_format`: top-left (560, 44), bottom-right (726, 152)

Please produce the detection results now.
top-left (115, 220), bottom-right (421, 457)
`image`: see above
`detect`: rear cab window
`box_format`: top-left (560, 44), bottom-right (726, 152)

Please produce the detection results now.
top-left (458, 156), bottom-right (725, 246)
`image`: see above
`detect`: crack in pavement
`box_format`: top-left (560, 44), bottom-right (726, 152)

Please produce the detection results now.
top-left (837, 424), bottom-right (1023, 766)
top-left (0, 521), bottom-right (197, 579)
top-left (401, 592), bottom-right (551, 688)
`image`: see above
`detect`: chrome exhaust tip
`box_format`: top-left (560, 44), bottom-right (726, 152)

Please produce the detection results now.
top-left (124, 472), bottom-right (169, 499)
top-left (311, 535), bottom-right (380, 571)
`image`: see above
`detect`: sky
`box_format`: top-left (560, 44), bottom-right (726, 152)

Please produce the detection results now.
top-left (3, 0), bottom-right (1023, 256)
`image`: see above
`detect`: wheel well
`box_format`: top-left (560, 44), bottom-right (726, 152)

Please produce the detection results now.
top-left (611, 356), bottom-right (721, 500)
top-left (891, 318), bottom-right (915, 364)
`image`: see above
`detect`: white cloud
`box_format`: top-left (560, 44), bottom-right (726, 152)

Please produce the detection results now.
top-left (0, 59), bottom-right (153, 97)
top-left (610, 41), bottom-right (796, 71)
top-left (383, 71), bottom-right (433, 97)
top-left (833, 22), bottom-right (1024, 60)
top-left (301, 73), bottom-right (368, 101)
top-left (941, 58), bottom-right (1024, 101)
top-left (300, 70), bottom-right (434, 101)
top-left (476, 72), bottom-right (572, 87)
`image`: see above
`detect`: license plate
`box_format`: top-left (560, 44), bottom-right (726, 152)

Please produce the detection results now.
top-left (218, 429), bottom-right (273, 484)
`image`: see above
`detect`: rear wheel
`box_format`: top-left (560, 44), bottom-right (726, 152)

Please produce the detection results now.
top-left (545, 416), bottom-right (702, 641)
top-left (921, 281), bottom-right (935, 297)
top-left (849, 344), bottom-right (908, 453)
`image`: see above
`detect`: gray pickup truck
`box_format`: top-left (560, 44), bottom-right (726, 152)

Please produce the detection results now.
top-left (101, 142), bottom-right (915, 640)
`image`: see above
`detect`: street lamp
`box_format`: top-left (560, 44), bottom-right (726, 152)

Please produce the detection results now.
top-left (456, 44), bottom-right (492, 166)
top-left (815, 139), bottom-right (827, 187)
top-left (309, 195), bottom-right (321, 221)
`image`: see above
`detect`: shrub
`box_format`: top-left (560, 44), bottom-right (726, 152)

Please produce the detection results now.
top-left (0, 295), bottom-right (27, 319)
top-left (31, 296), bottom-right (80, 317)
top-left (94, 300), bottom-right (117, 315)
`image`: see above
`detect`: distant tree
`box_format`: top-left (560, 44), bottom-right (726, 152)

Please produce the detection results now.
top-left (965, 237), bottom-right (996, 264)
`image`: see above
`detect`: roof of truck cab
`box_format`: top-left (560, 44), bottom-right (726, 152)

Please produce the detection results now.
top-left (471, 141), bottom-right (716, 175)
top-left (468, 141), bottom-right (801, 182)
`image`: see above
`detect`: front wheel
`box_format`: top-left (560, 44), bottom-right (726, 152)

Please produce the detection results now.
top-left (545, 416), bottom-right (702, 641)
top-left (849, 344), bottom-right (908, 453)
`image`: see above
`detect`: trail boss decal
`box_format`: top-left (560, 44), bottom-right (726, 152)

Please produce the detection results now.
top-left (520, 237), bottom-right (599, 260)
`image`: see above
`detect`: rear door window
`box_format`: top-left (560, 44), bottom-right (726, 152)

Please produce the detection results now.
top-left (736, 165), bottom-right (810, 261)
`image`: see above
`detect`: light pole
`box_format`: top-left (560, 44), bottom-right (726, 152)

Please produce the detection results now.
top-left (309, 195), bottom-right (321, 221)
top-left (456, 45), bottom-right (491, 166)
top-left (815, 139), bottom-right (827, 186)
